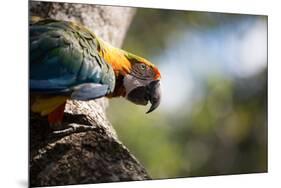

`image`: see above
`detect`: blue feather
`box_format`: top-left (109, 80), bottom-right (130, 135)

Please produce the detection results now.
top-left (70, 83), bottom-right (109, 100)
top-left (30, 19), bottom-right (116, 99)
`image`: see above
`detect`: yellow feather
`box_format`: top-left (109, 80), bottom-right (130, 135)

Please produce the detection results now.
top-left (97, 38), bottom-right (132, 76)
top-left (31, 96), bottom-right (68, 116)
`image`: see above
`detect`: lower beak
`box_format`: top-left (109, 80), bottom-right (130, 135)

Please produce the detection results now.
top-left (146, 80), bottom-right (161, 113)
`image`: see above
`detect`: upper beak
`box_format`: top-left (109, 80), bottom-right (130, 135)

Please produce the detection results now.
top-left (146, 80), bottom-right (161, 113)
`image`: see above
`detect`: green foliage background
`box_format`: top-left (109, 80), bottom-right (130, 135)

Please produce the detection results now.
top-left (107, 8), bottom-right (267, 179)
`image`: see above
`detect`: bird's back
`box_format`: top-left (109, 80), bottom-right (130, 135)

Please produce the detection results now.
top-left (30, 18), bottom-right (115, 94)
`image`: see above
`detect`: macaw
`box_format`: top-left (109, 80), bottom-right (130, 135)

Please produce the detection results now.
top-left (30, 17), bottom-right (161, 127)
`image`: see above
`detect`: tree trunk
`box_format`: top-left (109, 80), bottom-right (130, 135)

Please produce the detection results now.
top-left (29, 1), bottom-right (150, 187)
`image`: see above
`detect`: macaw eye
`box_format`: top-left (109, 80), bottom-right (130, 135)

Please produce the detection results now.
top-left (140, 64), bottom-right (146, 70)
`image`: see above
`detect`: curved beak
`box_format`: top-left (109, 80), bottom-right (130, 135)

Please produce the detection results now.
top-left (146, 80), bottom-right (161, 113)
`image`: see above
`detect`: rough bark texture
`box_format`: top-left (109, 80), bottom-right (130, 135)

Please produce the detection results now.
top-left (29, 1), bottom-right (150, 187)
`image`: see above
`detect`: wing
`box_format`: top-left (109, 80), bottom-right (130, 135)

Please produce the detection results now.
top-left (30, 19), bottom-right (115, 99)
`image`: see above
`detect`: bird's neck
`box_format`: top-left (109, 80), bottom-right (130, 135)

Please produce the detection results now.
top-left (98, 39), bottom-right (132, 78)
top-left (97, 39), bottom-right (129, 97)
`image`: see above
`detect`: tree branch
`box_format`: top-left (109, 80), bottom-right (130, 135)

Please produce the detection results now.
top-left (29, 2), bottom-right (150, 187)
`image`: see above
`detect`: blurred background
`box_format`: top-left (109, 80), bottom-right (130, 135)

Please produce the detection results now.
top-left (107, 8), bottom-right (267, 179)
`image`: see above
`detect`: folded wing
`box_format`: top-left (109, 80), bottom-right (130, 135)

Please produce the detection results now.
top-left (30, 19), bottom-right (115, 100)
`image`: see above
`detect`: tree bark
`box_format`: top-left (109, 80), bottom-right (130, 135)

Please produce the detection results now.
top-left (29, 1), bottom-right (150, 187)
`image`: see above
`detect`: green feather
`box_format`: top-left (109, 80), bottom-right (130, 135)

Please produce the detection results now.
top-left (30, 18), bottom-right (115, 95)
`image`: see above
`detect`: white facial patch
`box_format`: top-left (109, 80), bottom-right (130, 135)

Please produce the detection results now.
top-left (123, 74), bottom-right (151, 98)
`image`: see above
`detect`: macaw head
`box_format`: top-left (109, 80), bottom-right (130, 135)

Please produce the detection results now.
top-left (123, 52), bottom-right (161, 113)
top-left (97, 38), bottom-right (162, 113)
